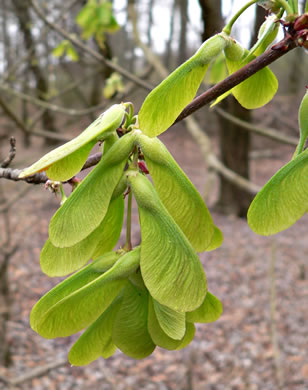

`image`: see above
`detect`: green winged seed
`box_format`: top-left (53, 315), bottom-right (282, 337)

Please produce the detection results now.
top-left (296, 89), bottom-right (308, 156)
top-left (31, 249), bottom-right (140, 338)
top-left (247, 149), bottom-right (308, 235)
top-left (224, 39), bottom-right (245, 61)
top-left (49, 131), bottom-right (136, 248)
top-left (153, 298), bottom-right (185, 340)
top-left (19, 104), bottom-right (126, 181)
top-left (112, 282), bottom-right (155, 359)
top-left (205, 226), bottom-right (223, 252)
top-left (213, 50), bottom-right (278, 109)
top-left (249, 14), bottom-right (279, 58)
top-left (148, 297), bottom-right (185, 350)
top-left (31, 251), bottom-right (121, 333)
top-left (68, 297), bottom-right (122, 366)
top-left (127, 171), bottom-right (207, 312)
top-left (186, 292), bottom-right (223, 323)
top-left (138, 33), bottom-right (231, 137)
top-left (137, 134), bottom-right (214, 251)
top-left (207, 52), bottom-right (228, 84)
top-left (40, 196), bottom-right (124, 277)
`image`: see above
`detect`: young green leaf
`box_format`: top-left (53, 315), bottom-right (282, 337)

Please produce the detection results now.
top-left (127, 172), bottom-right (207, 312)
top-left (19, 104), bottom-right (126, 180)
top-left (31, 251), bottom-right (121, 333)
top-left (152, 298), bottom-right (185, 340)
top-left (31, 249), bottom-right (140, 338)
top-left (138, 33), bottom-right (231, 137)
top-left (68, 297), bottom-right (122, 366)
top-left (40, 196), bottom-right (124, 277)
top-left (186, 292), bottom-right (223, 323)
top-left (248, 149), bottom-right (308, 235)
top-left (137, 134), bottom-right (214, 251)
top-left (48, 131), bottom-right (136, 248)
top-left (148, 297), bottom-right (185, 350)
top-left (112, 282), bottom-right (155, 359)
top-left (212, 50), bottom-right (278, 109)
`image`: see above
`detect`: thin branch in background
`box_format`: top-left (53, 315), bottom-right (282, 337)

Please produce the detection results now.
top-left (30, 0), bottom-right (153, 91)
top-left (214, 106), bottom-right (299, 146)
top-left (1, 137), bottom-right (16, 168)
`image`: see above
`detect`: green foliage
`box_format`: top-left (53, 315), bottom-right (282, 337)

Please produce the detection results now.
top-left (248, 149), bottom-right (308, 235)
top-left (138, 33), bottom-right (232, 137)
top-left (137, 134), bottom-right (214, 251)
top-left (24, 3), bottom-right (308, 364)
top-left (103, 72), bottom-right (124, 99)
top-left (296, 89), bottom-right (308, 155)
top-left (40, 196), bottom-right (124, 276)
top-left (186, 292), bottom-right (223, 323)
top-left (212, 50), bottom-right (278, 109)
top-left (52, 40), bottom-right (79, 62)
top-left (127, 171), bottom-right (207, 312)
top-left (69, 298), bottom-right (122, 365)
top-left (76, 0), bottom-right (119, 47)
top-left (112, 282), bottom-right (155, 359)
top-left (19, 104), bottom-right (126, 181)
top-left (48, 131), bottom-right (136, 247)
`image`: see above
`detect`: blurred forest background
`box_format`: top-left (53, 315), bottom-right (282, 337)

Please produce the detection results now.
top-left (0, 0), bottom-right (307, 389)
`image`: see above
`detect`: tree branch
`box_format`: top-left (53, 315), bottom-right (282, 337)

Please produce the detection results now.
top-left (29, 0), bottom-right (153, 91)
top-left (175, 37), bottom-right (297, 124)
top-left (214, 106), bottom-right (298, 146)
top-left (1, 137), bottom-right (16, 168)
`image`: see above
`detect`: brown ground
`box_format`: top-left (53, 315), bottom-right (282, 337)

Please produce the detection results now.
top-left (0, 113), bottom-right (307, 390)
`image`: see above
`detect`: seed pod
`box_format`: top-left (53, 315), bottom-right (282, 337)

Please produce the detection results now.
top-left (19, 104), bottom-right (126, 181)
top-left (127, 171), bottom-right (207, 312)
top-left (30, 251), bottom-right (121, 334)
top-left (112, 282), bottom-right (155, 359)
top-left (137, 133), bottom-right (214, 251)
top-left (31, 249), bottom-right (140, 338)
top-left (69, 297), bottom-right (122, 365)
top-left (40, 195), bottom-right (124, 277)
top-left (186, 292), bottom-right (223, 323)
top-left (48, 131), bottom-right (136, 248)
top-left (247, 148), bottom-right (308, 235)
top-left (224, 39), bottom-right (245, 61)
top-left (138, 33), bottom-right (231, 137)
top-left (298, 89), bottom-right (308, 154)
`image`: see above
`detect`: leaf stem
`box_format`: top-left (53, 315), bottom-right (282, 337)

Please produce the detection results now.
top-left (124, 189), bottom-right (133, 251)
top-left (223, 0), bottom-right (260, 35)
top-left (276, 0), bottom-right (294, 14)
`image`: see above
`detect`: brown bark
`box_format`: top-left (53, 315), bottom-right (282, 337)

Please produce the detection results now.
top-left (198, 0), bottom-right (265, 216)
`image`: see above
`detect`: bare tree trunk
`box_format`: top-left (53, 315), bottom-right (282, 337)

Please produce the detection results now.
top-left (177, 0), bottom-right (188, 65)
top-left (165, 0), bottom-right (176, 70)
top-left (12, 0), bottom-right (57, 144)
top-left (199, 0), bottom-right (263, 216)
top-left (1, 0), bottom-right (12, 74)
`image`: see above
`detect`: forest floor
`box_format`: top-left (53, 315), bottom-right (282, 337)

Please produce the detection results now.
top-left (0, 111), bottom-right (307, 390)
